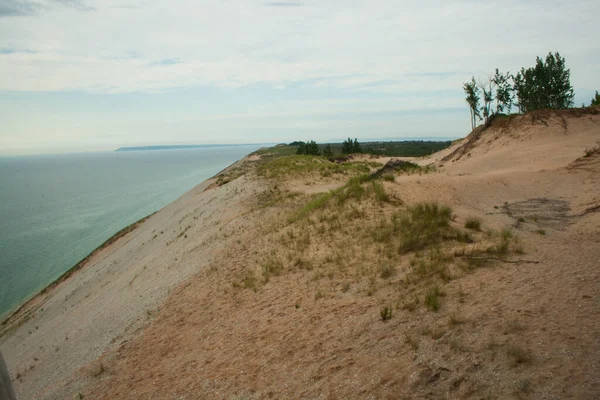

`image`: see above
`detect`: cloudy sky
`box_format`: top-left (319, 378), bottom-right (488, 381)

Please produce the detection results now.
top-left (1, 0), bottom-right (598, 155)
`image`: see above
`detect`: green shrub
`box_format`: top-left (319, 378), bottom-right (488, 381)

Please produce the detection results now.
top-left (464, 216), bottom-right (481, 231)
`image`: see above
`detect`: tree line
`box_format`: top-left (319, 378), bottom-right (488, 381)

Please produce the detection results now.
top-left (295, 138), bottom-right (362, 157)
top-left (462, 51), bottom-right (593, 130)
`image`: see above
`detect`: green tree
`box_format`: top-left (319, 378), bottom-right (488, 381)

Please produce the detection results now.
top-left (478, 78), bottom-right (494, 124)
top-left (353, 138), bottom-right (362, 153)
top-left (463, 77), bottom-right (481, 130)
top-left (295, 140), bottom-right (320, 155)
top-left (492, 69), bottom-right (514, 114)
top-left (341, 138), bottom-right (354, 154)
top-left (295, 142), bottom-right (306, 155)
top-left (590, 91), bottom-right (600, 106)
top-left (513, 52), bottom-right (574, 112)
top-left (323, 143), bottom-right (333, 157)
top-left (305, 140), bottom-right (320, 156)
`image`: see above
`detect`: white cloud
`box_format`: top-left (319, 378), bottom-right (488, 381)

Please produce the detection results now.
top-left (1, 0), bottom-right (598, 94)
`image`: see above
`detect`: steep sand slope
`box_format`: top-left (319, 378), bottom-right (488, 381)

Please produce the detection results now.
top-left (2, 108), bottom-right (600, 399)
top-left (0, 173), bottom-right (268, 399)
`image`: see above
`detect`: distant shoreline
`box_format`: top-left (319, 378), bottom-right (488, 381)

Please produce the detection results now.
top-left (115, 144), bottom-right (271, 152)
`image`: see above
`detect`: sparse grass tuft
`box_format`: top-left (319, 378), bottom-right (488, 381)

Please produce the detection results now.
top-left (536, 229), bottom-right (546, 235)
top-left (372, 181), bottom-right (389, 202)
top-left (381, 173), bottom-right (395, 182)
top-left (379, 264), bottom-right (395, 279)
top-left (425, 285), bottom-right (444, 312)
top-left (238, 271), bottom-right (258, 292)
top-left (464, 216), bottom-right (482, 231)
top-left (380, 305), bottom-right (393, 321)
top-left (261, 258), bottom-right (283, 283)
top-left (398, 202), bottom-right (454, 253)
top-left (507, 344), bottom-right (532, 366)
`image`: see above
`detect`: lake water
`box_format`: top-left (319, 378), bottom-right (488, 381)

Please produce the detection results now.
top-left (0, 145), bottom-right (263, 318)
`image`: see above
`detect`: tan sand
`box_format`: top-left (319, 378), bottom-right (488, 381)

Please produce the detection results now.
top-left (1, 108), bottom-right (599, 399)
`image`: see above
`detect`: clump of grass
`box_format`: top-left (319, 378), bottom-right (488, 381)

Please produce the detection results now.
top-left (486, 228), bottom-right (515, 255)
top-left (379, 264), bottom-right (395, 279)
top-left (507, 344), bottom-right (532, 366)
top-left (536, 229), bottom-right (546, 235)
top-left (380, 305), bottom-right (393, 321)
top-left (425, 285), bottom-right (444, 312)
top-left (398, 202), bottom-right (454, 253)
top-left (371, 214), bottom-right (400, 243)
top-left (314, 290), bottom-right (323, 300)
top-left (372, 181), bottom-right (389, 202)
top-left (290, 192), bottom-right (332, 222)
top-left (381, 173), bottom-right (395, 182)
top-left (464, 216), bottom-right (481, 231)
top-left (261, 258), bottom-right (283, 282)
top-left (406, 247), bottom-right (454, 284)
top-left (238, 271), bottom-right (257, 292)
top-left (391, 160), bottom-right (422, 174)
top-left (402, 296), bottom-right (419, 312)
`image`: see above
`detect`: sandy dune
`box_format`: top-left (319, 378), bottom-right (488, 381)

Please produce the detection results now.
top-left (1, 108), bottom-right (599, 399)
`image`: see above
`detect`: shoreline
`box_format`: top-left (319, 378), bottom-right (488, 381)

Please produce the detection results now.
top-left (0, 213), bottom-right (155, 328)
top-left (0, 150), bottom-right (260, 328)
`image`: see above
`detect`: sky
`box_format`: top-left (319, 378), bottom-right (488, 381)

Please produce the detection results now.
top-left (1, 0), bottom-right (599, 155)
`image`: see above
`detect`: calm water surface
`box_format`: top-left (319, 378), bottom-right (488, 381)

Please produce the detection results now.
top-left (0, 145), bottom-right (262, 317)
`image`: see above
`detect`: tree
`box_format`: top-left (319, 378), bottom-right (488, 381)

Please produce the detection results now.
top-left (323, 144), bottom-right (333, 157)
top-left (342, 138), bottom-right (362, 154)
top-left (305, 140), bottom-right (320, 156)
top-left (478, 77), bottom-right (494, 124)
top-left (463, 77), bottom-right (481, 130)
top-left (295, 142), bottom-right (306, 155)
top-left (492, 69), bottom-right (514, 114)
top-left (513, 52), bottom-right (574, 112)
top-left (341, 138), bottom-right (354, 154)
top-left (295, 140), bottom-right (320, 155)
top-left (591, 91), bottom-right (600, 106)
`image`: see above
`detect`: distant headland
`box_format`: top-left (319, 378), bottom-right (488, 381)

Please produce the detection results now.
top-left (115, 144), bottom-right (268, 152)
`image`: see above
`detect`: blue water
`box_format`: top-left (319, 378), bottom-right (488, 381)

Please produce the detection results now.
top-left (0, 145), bottom-right (263, 318)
